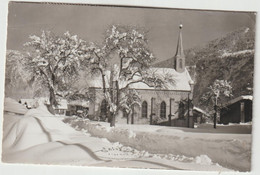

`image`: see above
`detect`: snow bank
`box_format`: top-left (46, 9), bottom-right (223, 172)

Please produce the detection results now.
top-left (4, 97), bottom-right (28, 114)
top-left (2, 107), bottom-right (231, 171)
top-left (24, 99), bottom-right (53, 117)
top-left (64, 118), bottom-right (251, 172)
top-left (195, 155), bottom-right (212, 165)
top-left (2, 112), bottom-right (108, 165)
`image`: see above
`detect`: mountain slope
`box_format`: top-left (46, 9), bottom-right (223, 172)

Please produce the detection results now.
top-left (154, 27), bottom-right (255, 110)
top-left (185, 27), bottom-right (255, 109)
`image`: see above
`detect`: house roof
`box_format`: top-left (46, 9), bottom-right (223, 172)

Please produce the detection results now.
top-left (55, 99), bottom-right (68, 110)
top-left (223, 95), bottom-right (253, 107)
top-left (88, 67), bottom-right (193, 91)
top-left (69, 100), bottom-right (89, 108)
top-left (193, 106), bottom-right (209, 116)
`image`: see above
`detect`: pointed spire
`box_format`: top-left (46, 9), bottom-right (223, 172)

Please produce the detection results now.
top-left (175, 23), bottom-right (184, 57)
top-left (174, 23), bottom-right (185, 73)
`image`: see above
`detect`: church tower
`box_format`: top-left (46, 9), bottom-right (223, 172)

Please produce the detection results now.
top-left (174, 24), bottom-right (185, 73)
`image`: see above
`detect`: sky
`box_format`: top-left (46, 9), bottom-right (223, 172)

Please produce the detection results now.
top-left (6, 2), bottom-right (256, 62)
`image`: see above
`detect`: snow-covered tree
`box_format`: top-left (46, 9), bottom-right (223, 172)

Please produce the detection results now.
top-left (202, 79), bottom-right (232, 128)
top-left (24, 31), bottom-right (89, 109)
top-left (84, 25), bottom-right (175, 127)
top-left (5, 50), bottom-right (29, 88)
top-left (119, 89), bottom-right (141, 124)
top-left (4, 50), bottom-right (36, 99)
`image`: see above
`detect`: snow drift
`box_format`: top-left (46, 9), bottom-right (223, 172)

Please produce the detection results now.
top-left (4, 98), bottom-right (28, 115)
top-left (64, 118), bottom-right (251, 172)
top-left (2, 99), bottom-right (106, 165)
top-left (1, 98), bottom-right (241, 171)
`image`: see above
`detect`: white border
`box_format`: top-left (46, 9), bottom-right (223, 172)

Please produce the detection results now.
top-left (0, 0), bottom-right (259, 175)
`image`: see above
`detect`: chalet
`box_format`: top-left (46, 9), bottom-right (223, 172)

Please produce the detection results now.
top-left (220, 95), bottom-right (253, 124)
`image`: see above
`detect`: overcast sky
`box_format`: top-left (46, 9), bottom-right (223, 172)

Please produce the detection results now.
top-left (6, 2), bottom-right (255, 61)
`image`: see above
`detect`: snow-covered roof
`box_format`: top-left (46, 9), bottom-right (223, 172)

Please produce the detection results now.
top-left (69, 100), bottom-right (89, 108)
top-left (224, 95), bottom-right (253, 107)
top-left (193, 106), bottom-right (209, 116)
top-left (89, 67), bottom-right (193, 91)
top-left (55, 99), bottom-right (68, 109)
top-left (129, 68), bottom-right (193, 91)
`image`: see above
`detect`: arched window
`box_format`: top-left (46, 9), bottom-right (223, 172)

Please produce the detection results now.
top-left (179, 59), bottom-right (183, 69)
top-left (101, 99), bottom-right (108, 116)
top-left (141, 101), bottom-right (148, 118)
top-left (160, 101), bottom-right (166, 118)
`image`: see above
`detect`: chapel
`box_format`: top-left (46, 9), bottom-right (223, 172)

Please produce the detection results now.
top-left (88, 24), bottom-right (195, 127)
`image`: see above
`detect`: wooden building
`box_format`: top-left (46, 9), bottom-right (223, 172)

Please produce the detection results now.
top-left (220, 95), bottom-right (253, 124)
top-left (193, 106), bottom-right (209, 124)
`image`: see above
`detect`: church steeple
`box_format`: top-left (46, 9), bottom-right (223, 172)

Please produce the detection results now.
top-left (174, 24), bottom-right (185, 73)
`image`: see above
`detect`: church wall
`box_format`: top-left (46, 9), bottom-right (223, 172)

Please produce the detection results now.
top-left (134, 89), bottom-right (190, 124)
top-left (88, 87), bottom-right (191, 125)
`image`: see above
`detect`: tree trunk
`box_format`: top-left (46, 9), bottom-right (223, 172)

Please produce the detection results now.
top-left (49, 87), bottom-right (58, 114)
top-left (127, 114), bottom-right (129, 124)
top-left (214, 98), bottom-right (218, 129)
top-left (110, 113), bottom-right (116, 127)
top-left (214, 105), bottom-right (217, 129)
top-left (102, 74), bottom-right (106, 94)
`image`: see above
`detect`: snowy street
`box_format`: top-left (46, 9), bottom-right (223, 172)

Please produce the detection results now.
top-left (2, 98), bottom-right (251, 171)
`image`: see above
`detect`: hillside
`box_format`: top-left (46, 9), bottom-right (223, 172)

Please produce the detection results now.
top-left (185, 27), bottom-right (255, 110)
top-left (154, 27), bottom-right (255, 110)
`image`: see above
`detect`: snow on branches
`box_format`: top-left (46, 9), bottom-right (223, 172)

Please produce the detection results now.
top-left (83, 25), bottom-right (175, 127)
top-left (5, 50), bottom-right (31, 87)
top-left (202, 79), bottom-right (233, 107)
top-left (24, 30), bottom-right (88, 107)
top-left (105, 25), bottom-right (154, 81)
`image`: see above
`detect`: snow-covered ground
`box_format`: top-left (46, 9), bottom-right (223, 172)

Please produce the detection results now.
top-left (64, 118), bottom-right (251, 172)
top-left (2, 98), bottom-right (251, 172)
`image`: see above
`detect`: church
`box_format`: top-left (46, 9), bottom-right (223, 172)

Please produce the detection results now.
top-left (88, 24), bottom-right (195, 128)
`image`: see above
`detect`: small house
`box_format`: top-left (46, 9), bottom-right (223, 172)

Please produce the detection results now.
top-left (54, 99), bottom-right (68, 116)
top-left (66, 100), bottom-right (89, 117)
top-left (220, 95), bottom-right (253, 124)
top-left (193, 106), bottom-right (209, 124)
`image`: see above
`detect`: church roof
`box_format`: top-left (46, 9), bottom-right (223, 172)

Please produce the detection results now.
top-left (129, 67), bottom-right (193, 91)
top-left (153, 57), bottom-right (175, 68)
top-left (89, 24), bottom-right (193, 92)
top-left (88, 67), bottom-right (193, 91)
